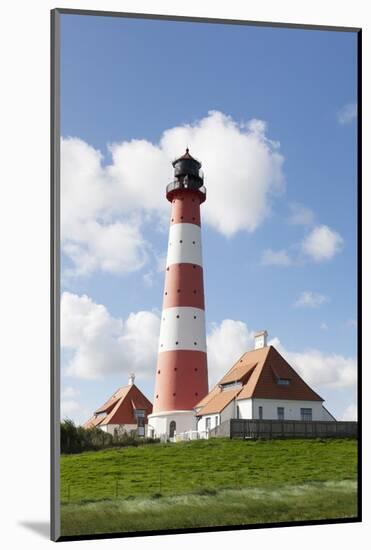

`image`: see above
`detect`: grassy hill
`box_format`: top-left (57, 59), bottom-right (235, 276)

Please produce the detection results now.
top-left (60, 437), bottom-right (358, 536)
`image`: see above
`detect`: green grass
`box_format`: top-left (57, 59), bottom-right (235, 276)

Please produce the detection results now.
top-left (61, 480), bottom-right (358, 536)
top-left (61, 437), bottom-right (357, 503)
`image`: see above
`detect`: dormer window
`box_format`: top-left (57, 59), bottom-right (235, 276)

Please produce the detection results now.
top-left (277, 378), bottom-right (291, 385)
top-left (220, 381), bottom-right (242, 391)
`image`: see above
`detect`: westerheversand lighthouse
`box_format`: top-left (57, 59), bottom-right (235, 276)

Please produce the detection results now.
top-left (147, 150), bottom-right (209, 438)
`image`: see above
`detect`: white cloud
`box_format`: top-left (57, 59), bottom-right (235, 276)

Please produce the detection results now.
top-left (61, 111), bottom-right (285, 276)
top-left (320, 322), bottom-right (329, 331)
top-left (61, 292), bottom-right (160, 379)
top-left (160, 112), bottom-right (285, 236)
top-left (207, 319), bottom-right (256, 385)
top-left (301, 225), bottom-right (343, 262)
top-left (61, 399), bottom-right (81, 418)
top-left (270, 337), bottom-right (357, 389)
top-left (341, 403), bottom-right (358, 421)
top-left (261, 248), bottom-right (292, 266)
top-left (288, 203), bottom-right (315, 226)
top-left (61, 386), bottom-right (80, 399)
top-left (337, 103), bottom-right (357, 125)
top-left (294, 291), bottom-right (329, 308)
top-left (206, 318), bottom-right (356, 390)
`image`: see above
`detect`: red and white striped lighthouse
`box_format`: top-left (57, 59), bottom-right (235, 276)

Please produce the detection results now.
top-left (148, 149), bottom-right (209, 439)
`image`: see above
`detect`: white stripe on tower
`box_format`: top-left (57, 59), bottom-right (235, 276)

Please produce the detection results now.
top-left (166, 223), bottom-right (203, 267)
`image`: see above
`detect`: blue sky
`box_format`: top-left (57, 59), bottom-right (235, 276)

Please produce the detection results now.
top-left (60, 13), bottom-right (358, 424)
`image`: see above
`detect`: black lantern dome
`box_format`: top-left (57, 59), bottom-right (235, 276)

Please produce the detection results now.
top-left (166, 148), bottom-right (206, 203)
top-left (172, 148), bottom-right (202, 179)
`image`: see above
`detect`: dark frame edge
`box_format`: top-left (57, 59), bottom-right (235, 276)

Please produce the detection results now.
top-left (56, 516), bottom-right (361, 543)
top-left (53, 7), bottom-right (361, 33)
top-left (356, 27), bottom-right (362, 523)
top-left (51, 7), bottom-right (61, 543)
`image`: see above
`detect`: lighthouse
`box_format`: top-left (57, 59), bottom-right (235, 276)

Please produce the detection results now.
top-left (148, 149), bottom-right (209, 439)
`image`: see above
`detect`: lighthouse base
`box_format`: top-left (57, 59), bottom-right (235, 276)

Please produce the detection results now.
top-left (147, 410), bottom-right (196, 440)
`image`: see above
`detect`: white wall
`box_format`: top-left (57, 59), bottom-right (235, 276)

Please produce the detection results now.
top-left (197, 398), bottom-right (336, 430)
top-left (220, 400), bottom-right (235, 423)
top-left (250, 398), bottom-right (335, 421)
top-left (236, 398), bottom-right (253, 419)
top-left (197, 412), bottom-right (220, 432)
top-left (100, 423), bottom-right (137, 435)
top-left (148, 410), bottom-right (196, 438)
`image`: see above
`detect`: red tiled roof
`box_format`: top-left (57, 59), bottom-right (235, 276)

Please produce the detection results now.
top-left (83, 415), bottom-right (105, 429)
top-left (197, 387), bottom-right (241, 415)
top-left (237, 346), bottom-right (323, 401)
top-left (219, 362), bottom-right (257, 385)
top-left (84, 384), bottom-right (153, 428)
top-left (195, 345), bottom-right (323, 415)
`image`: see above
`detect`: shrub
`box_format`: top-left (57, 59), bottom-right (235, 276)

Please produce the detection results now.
top-left (60, 419), bottom-right (160, 454)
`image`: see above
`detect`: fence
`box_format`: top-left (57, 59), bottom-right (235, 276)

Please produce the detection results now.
top-left (218, 419), bottom-right (358, 439)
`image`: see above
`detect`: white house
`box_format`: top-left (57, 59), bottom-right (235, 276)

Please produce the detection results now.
top-left (195, 331), bottom-right (335, 433)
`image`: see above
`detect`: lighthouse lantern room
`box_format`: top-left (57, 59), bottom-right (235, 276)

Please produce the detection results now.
top-left (148, 150), bottom-right (209, 439)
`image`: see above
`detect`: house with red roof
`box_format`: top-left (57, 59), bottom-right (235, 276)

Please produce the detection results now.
top-left (195, 331), bottom-right (335, 434)
top-left (83, 374), bottom-right (153, 437)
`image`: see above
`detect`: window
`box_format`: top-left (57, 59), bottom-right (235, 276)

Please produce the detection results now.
top-left (277, 407), bottom-right (285, 420)
top-left (301, 408), bottom-right (312, 421)
top-left (205, 417), bottom-right (211, 431)
top-left (135, 410), bottom-right (145, 436)
top-left (277, 378), bottom-right (291, 385)
top-left (258, 406), bottom-right (263, 420)
top-left (236, 405), bottom-right (240, 419)
top-left (215, 415), bottom-right (219, 426)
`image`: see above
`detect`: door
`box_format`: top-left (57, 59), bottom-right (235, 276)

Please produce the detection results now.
top-left (169, 420), bottom-right (176, 438)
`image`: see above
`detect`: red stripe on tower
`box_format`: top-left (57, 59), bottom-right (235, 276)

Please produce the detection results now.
top-left (148, 149), bottom-right (209, 439)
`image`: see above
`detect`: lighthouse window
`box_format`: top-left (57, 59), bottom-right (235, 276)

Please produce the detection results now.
top-left (192, 217), bottom-right (195, 221)
top-left (165, 292), bottom-right (167, 295)
top-left (194, 342), bottom-right (197, 346)
top-left (194, 315), bottom-right (197, 319)
top-left (176, 314), bottom-right (180, 318)
top-left (193, 265), bottom-right (196, 268)
top-left (180, 240), bottom-right (183, 243)
top-left (175, 341), bottom-right (179, 345)
top-left (193, 290), bottom-right (197, 294)
top-left (192, 241), bottom-right (196, 244)
top-left (181, 216), bottom-right (184, 220)
top-left (167, 267), bottom-right (169, 271)
top-left (194, 368), bottom-right (198, 371)
top-left (157, 370), bottom-right (161, 374)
